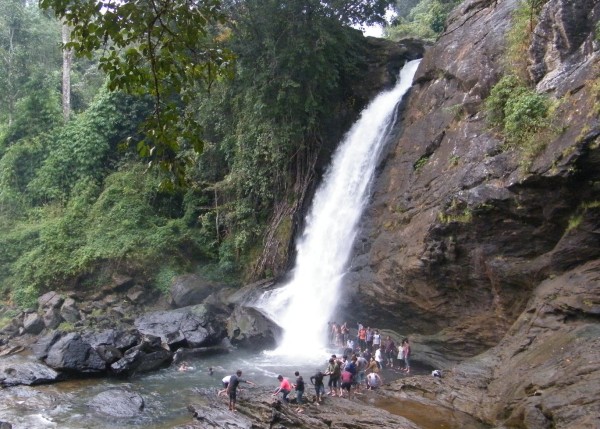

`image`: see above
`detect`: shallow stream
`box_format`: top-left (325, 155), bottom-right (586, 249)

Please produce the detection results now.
top-left (0, 349), bottom-right (487, 429)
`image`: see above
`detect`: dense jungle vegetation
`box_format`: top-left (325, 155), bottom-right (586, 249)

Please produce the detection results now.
top-left (0, 0), bottom-right (456, 308)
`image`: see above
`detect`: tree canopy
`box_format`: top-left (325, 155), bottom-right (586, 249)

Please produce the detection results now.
top-left (38, 0), bottom-right (236, 182)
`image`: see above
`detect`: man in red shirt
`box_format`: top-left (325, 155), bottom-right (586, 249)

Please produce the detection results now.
top-left (273, 375), bottom-right (292, 403)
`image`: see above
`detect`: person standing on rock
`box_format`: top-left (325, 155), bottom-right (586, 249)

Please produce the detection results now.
top-left (366, 356), bottom-right (379, 374)
top-left (372, 329), bottom-right (381, 350)
top-left (366, 327), bottom-right (374, 352)
top-left (384, 336), bottom-right (397, 368)
top-left (401, 338), bottom-right (411, 374)
top-left (325, 357), bottom-right (341, 396)
top-left (292, 371), bottom-right (305, 412)
top-left (310, 368), bottom-right (325, 404)
top-left (375, 345), bottom-right (384, 369)
top-left (226, 370), bottom-right (255, 411)
top-left (273, 375), bottom-right (292, 403)
top-left (358, 325), bottom-right (367, 351)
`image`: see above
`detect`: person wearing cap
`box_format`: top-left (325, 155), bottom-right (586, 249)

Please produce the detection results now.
top-left (273, 375), bottom-right (291, 403)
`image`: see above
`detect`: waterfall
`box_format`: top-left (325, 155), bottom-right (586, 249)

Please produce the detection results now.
top-left (256, 59), bottom-right (421, 357)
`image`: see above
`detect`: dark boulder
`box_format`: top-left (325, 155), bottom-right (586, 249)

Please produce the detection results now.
top-left (22, 313), bottom-right (45, 335)
top-left (59, 298), bottom-right (80, 323)
top-left (44, 332), bottom-right (106, 373)
top-left (226, 307), bottom-right (282, 350)
top-left (37, 291), bottom-right (64, 310)
top-left (0, 422), bottom-right (12, 429)
top-left (32, 332), bottom-right (62, 360)
top-left (134, 304), bottom-right (227, 350)
top-left (110, 346), bottom-right (172, 376)
top-left (170, 274), bottom-right (221, 308)
top-left (173, 345), bottom-right (230, 363)
top-left (88, 388), bottom-right (144, 418)
top-left (42, 307), bottom-right (63, 330)
top-left (0, 361), bottom-right (61, 387)
top-left (96, 345), bottom-right (123, 364)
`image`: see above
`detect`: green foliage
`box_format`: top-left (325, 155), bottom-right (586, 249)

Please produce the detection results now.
top-left (503, 91), bottom-right (549, 144)
top-left (39, 0), bottom-right (235, 184)
top-left (26, 88), bottom-right (151, 204)
top-left (414, 154), bottom-right (431, 171)
top-left (2, 72), bottom-right (63, 147)
top-left (0, 0), bottom-right (61, 130)
top-left (485, 75), bottom-right (551, 159)
top-left (0, 0), bottom-right (395, 303)
top-left (485, 75), bottom-right (525, 128)
top-left (506, 0), bottom-right (549, 80)
top-left (387, 0), bottom-right (459, 41)
top-left (153, 266), bottom-right (178, 295)
top-left (189, 0), bottom-right (375, 277)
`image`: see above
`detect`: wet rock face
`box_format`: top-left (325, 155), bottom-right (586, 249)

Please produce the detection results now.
top-left (529, 0), bottom-right (600, 88)
top-left (226, 307), bottom-right (282, 350)
top-left (338, 0), bottom-right (600, 426)
top-left (170, 274), bottom-right (222, 308)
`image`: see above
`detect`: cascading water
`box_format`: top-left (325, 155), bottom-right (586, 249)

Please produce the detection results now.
top-left (256, 59), bottom-right (421, 357)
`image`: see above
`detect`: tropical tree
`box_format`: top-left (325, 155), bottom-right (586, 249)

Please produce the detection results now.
top-left (0, 0), bottom-right (60, 129)
top-left (38, 0), bottom-right (236, 183)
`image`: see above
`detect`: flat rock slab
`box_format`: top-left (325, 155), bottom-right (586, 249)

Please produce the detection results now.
top-left (0, 361), bottom-right (60, 387)
top-left (87, 388), bottom-right (145, 418)
top-left (179, 386), bottom-right (419, 429)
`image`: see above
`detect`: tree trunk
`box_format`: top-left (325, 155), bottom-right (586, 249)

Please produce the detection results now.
top-left (61, 23), bottom-right (72, 120)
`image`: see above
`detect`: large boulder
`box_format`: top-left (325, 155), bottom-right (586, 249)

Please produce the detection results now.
top-left (88, 388), bottom-right (144, 418)
top-left (60, 298), bottom-right (80, 323)
top-left (134, 304), bottom-right (227, 349)
top-left (44, 332), bottom-right (106, 373)
top-left (37, 291), bottom-right (64, 310)
top-left (0, 361), bottom-right (60, 387)
top-left (110, 335), bottom-right (172, 376)
top-left (170, 274), bottom-right (221, 308)
top-left (226, 307), bottom-right (282, 350)
top-left (32, 332), bottom-right (61, 360)
top-left (42, 307), bottom-right (63, 329)
top-left (22, 313), bottom-right (45, 335)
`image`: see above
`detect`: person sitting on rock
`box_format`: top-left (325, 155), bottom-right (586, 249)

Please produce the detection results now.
top-left (273, 375), bottom-right (292, 403)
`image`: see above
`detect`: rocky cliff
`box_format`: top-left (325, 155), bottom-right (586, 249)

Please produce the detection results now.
top-left (343, 0), bottom-right (600, 427)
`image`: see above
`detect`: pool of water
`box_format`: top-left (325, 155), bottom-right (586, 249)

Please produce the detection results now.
top-left (0, 349), bottom-right (485, 429)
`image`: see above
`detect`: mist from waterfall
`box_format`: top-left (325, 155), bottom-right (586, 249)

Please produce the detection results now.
top-left (256, 59), bottom-right (421, 358)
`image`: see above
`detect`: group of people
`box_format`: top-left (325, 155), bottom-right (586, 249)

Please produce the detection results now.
top-left (330, 322), bottom-right (411, 374)
top-left (212, 325), bottom-right (412, 413)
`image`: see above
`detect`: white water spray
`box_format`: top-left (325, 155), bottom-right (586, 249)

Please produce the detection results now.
top-left (256, 59), bottom-right (421, 358)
